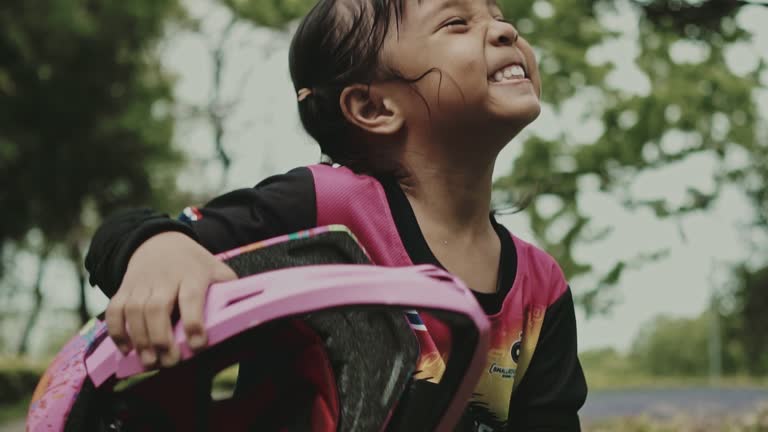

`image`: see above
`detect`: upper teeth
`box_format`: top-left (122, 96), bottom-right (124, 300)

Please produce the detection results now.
top-left (492, 64), bottom-right (525, 82)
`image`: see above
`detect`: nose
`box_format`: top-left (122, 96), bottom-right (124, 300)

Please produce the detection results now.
top-left (488, 20), bottom-right (519, 47)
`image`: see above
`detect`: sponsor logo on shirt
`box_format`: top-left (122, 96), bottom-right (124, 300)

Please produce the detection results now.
top-left (488, 363), bottom-right (515, 379)
top-left (511, 334), bottom-right (522, 364)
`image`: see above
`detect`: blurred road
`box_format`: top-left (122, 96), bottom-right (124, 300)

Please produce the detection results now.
top-left (581, 387), bottom-right (768, 421)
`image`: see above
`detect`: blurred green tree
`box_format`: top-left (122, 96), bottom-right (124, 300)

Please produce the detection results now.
top-left (630, 311), bottom-right (747, 376)
top-left (0, 0), bottom-right (186, 350)
top-left (220, 0), bottom-right (317, 27)
top-left (492, 0), bottom-right (767, 315)
top-left (725, 265), bottom-right (768, 375)
top-left (192, 0), bottom-right (317, 187)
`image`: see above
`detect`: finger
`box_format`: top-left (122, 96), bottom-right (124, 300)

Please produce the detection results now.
top-left (105, 292), bottom-right (131, 354)
top-left (145, 290), bottom-right (179, 367)
top-left (159, 341), bottom-right (180, 368)
top-left (213, 262), bottom-right (238, 282)
top-left (178, 277), bottom-right (208, 351)
top-left (124, 288), bottom-right (156, 366)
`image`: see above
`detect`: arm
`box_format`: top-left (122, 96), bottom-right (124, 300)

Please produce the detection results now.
top-left (85, 167), bottom-right (317, 298)
top-left (507, 288), bottom-right (588, 432)
top-left (83, 167), bottom-right (316, 368)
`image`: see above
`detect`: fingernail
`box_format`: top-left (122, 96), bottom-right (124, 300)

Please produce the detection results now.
top-left (188, 335), bottom-right (206, 350)
top-left (140, 350), bottom-right (157, 366)
top-left (160, 347), bottom-right (180, 367)
top-left (117, 344), bottom-right (130, 354)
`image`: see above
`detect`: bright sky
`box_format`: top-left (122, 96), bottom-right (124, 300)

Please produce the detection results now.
top-left (10, 0), bottom-right (765, 356)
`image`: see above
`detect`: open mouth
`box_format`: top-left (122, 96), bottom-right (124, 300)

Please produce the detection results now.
top-left (488, 63), bottom-right (528, 84)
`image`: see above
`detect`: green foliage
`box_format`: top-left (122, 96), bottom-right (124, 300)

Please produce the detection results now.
top-left (727, 265), bottom-right (768, 375)
top-left (581, 347), bottom-right (630, 373)
top-left (500, 0), bottom-right (613, 104)
top-left (220, 0), bottom-right (317, 28)
top-left (0, 0), bottom-right (185, 251)
top-left (0, 397), bottom-right (29, 425)
top-left (580, 345), bottom-right (768, 390)
top-left (605, 266), bottom-right (768, 380)
top-left (492, 0), bottom-right (766, 314)
top-left (0, 358), bottom-right (44, 406)
top-left (0, 358), bottom-right (45, 423)
top-left (629, 312), bottom-right (749, 376)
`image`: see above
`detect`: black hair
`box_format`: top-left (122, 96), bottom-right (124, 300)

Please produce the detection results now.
top-left (289, 0), bottom-right (415, 176)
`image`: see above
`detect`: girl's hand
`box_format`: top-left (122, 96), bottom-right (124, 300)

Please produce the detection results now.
top-left (105, 232), bottom-right (237, 368)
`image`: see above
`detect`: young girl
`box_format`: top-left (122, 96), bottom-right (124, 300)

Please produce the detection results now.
top-left (85, 0), bottom-right (587, 430)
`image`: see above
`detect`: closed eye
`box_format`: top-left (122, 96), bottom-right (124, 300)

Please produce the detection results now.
top-left (442, 18), bottom-right (468, 28)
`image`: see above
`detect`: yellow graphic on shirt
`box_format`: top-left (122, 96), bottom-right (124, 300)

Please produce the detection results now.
top-left (413, 351), bottom-right (447, 383)
top-left (410, 311), bottom-right (447, 383)
top-left (512, 305), bottom-right (546, 393)
top-left (470, 305), bottom-right (546, 424)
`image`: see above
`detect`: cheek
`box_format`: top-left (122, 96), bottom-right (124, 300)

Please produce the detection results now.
top-left (427, 43), bottom-right (488, 102)
top-left (384, 35), bottom-right (488, 108)
top-left (448, 40), bottom-right (487, 79)
top-left (410, 52), bottom-right (485, 102)
top-left (459, 57), bottom-right (487, 85)
top-left (518, 38), bottom-right (542, 97)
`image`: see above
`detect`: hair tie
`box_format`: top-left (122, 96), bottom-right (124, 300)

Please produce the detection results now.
top-left (297, 88), bottom-right (313, 102)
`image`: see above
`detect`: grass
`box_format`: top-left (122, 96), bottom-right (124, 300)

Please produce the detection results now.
top-left (0, 397), bottom-right (29, 425)
top-left (580, 347), bottom-right (768, 391)
top-left (0, 357), bottom-right (47, 426)
top-left (0, 357), bottom-right (47, 372)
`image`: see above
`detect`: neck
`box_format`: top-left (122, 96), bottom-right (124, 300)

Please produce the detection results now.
top-left (397, 133), bottom-right (500, 242)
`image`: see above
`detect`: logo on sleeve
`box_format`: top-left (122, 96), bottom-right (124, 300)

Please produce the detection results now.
top-left (179, 207), bottom-right (203, 223)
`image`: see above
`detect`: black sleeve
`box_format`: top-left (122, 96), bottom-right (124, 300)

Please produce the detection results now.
top-left (507, 287), bottom-right (588, 432)
top-left (84, 167), bottom-right (317, 298)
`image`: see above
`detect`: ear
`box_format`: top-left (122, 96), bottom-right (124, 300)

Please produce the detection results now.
top-left (339, 84), bottom-right (404, 136)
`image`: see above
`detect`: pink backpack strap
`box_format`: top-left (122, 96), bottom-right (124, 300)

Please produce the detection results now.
top-left (512, 235), bottom-right (568, 307)
top-left (308, 164), bottom-right (412, 267)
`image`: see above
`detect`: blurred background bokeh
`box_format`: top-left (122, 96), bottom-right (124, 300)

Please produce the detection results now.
top-left (1, 0), bottom-right (767, 430)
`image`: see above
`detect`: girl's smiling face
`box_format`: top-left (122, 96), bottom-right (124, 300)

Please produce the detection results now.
top-left (380, 0), bottom-right (542, 140)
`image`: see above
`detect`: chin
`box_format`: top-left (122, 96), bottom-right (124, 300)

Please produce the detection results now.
top-left (493, 101), bottom-right (541, 133)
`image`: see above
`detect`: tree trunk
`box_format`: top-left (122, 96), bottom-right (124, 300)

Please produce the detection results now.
top-left (743, 271), bottom-right (768, 376)
top-left (77, 271), bottom-right (89, 325)
top-left (209, 15), bottom-right (237, 191)
top-left (68, 243), bottom-right (90, 325)
top-left (17, 249), bottom-right (50, 356)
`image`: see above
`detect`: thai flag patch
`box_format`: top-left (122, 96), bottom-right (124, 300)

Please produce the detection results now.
top-left (405, 310), bottom-right (427, 331)
top-left (179, 207), bottom-right (203, 223)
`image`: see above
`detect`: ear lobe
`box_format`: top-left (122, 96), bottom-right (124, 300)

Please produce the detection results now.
top-left (340, 84), bottom-right (404, 136)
